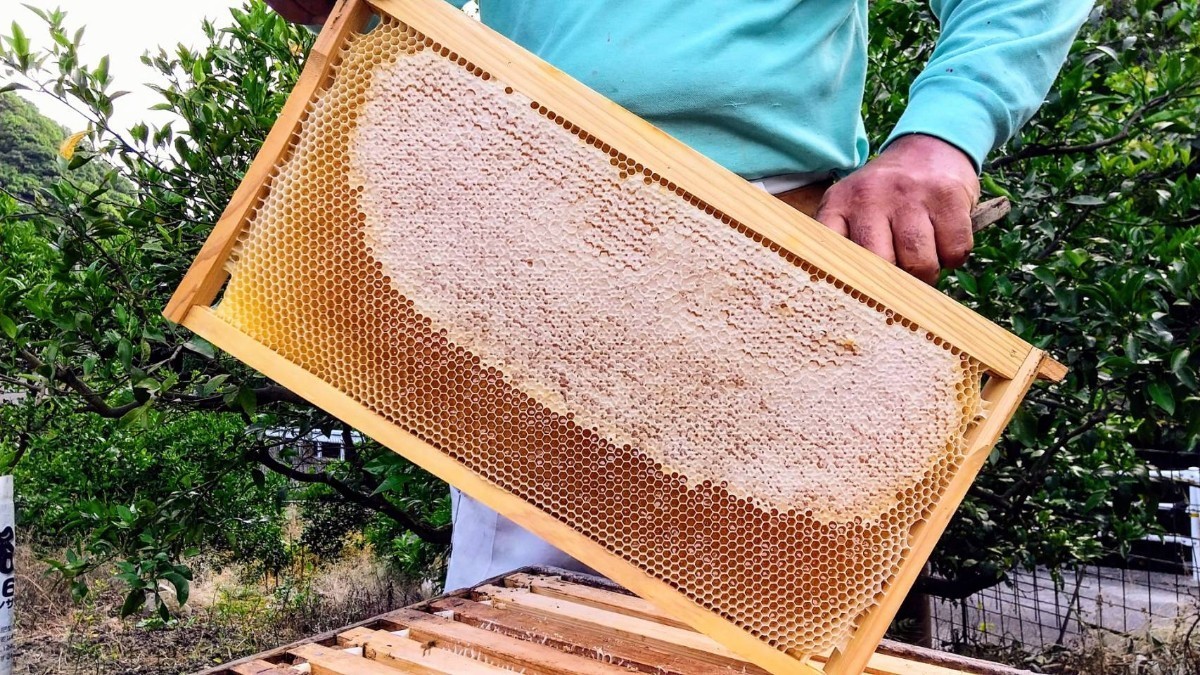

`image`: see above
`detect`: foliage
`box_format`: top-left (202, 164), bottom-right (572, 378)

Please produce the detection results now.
top-left (870, 0), bottom-right (1199, 597)
top-left (0, 1), bottom-right (448, 618)
top-left (0, 91), bottom-right (117, 201)
top-left (2, 407), bottom-right (290, 618)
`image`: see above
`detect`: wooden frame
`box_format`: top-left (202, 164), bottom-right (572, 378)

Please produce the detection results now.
top-left (165, 0), bottom-right (1065, 672)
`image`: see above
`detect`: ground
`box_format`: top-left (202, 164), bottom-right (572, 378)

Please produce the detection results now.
top-left (14, 544), bottom-right (427, 675)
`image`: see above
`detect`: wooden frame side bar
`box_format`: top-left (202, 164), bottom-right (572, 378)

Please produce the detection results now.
top-left (181, 306), bottom-right (821, 675)
top-left (162, 0), bottom-right (374, 323)
top-left (823, 349), bottom-right (1048, 675)
top-left (368, 0), bottom-right (1035, 380)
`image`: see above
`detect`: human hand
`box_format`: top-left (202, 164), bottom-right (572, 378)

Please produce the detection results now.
top-left (265, 0), bottom-right (337, 24)
top-left (815, 134), bottom-right (980, 284)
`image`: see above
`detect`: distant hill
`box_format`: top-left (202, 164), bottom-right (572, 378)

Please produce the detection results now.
top-left (0, 91), bottom-right (114, 200)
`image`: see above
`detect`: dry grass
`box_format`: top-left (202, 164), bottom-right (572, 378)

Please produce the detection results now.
top-left (1037, 611), bottom-right (1200, 675)
top-left (939, 606), bottom-right (1200, 675)
top-left (14, 543), bottom-right (427, 675)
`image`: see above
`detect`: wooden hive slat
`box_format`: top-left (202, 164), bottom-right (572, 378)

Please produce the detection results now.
top-left (164, 0), bottom-right (1064, 671)
top-left (205, 571), bottom-right (1033, 675)
top-left (504, 572), bottom-right (692, 629)
top-left (429, 595), bottom-right (748, 675)
top-left (228, 660), bottom-right (304, 675)
top-left (474, 584), bottom-right (745, 669)
top-left (381, 608), bottom-right (637, 675)
top-left (289, 643), bottom-right (403, 675)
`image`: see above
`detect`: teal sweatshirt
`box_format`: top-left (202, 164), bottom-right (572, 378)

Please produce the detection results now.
top-left (440, 1), bottom-right (1092, 178)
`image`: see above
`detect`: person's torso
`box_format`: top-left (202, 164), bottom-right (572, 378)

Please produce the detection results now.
top-left (478, 0), bottom-right (871, 179)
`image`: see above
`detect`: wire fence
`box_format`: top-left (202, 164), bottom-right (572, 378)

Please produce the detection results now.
top-left (931, 552), bottom-right (1199, 652)
top-left (930, 460), bottom-right (1200, 654)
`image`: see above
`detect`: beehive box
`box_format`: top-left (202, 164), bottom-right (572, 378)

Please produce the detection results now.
top-left (202, 567), bottom-right (1033, 675)
top-left (164, 0), bottom-right (1065, 672)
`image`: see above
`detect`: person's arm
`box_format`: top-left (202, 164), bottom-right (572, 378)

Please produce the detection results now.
top-left (265, 0), bottom-right (337, 25)
top-left (817, 0), bottom-right (1093, 283)
top-left (265, 0), bottom-right (470, 25)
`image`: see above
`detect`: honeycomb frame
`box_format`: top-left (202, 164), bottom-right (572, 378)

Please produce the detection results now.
top-left (164, 1), bottom-right (1064, 673)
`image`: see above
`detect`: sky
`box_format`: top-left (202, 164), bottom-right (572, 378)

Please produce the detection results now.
top-left (1, 0), bottom-right (243, 132)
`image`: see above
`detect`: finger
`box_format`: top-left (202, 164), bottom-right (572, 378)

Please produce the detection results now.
top-left (890, 210), bottom-right (940, 284)
top-left (813, 185), bottom-right (850, 237)
top-left (929, 202), bottom-right (974, 269)
top-left (847, 212), bottom-right (896, 265)
top-left (815, 210), bottom-right (850, 238)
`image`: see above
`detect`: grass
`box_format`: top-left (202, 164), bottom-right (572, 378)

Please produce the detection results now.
top-left (15, 542), bottom-right (429, 674)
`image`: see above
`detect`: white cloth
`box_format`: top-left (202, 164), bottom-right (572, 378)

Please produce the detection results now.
top-left (445, 487), bottom-right (597, 590)
top-left (442, 172), bottom-right (826, 591)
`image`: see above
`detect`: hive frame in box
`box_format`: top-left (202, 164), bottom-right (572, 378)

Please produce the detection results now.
top-left (163, 0), bottom-right (1065, 672)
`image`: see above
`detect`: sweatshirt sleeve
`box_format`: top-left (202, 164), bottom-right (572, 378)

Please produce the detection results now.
top-left (883, 0), bottom-right (1093, 170)
top-left (306, 0), bottom-right (470, 32)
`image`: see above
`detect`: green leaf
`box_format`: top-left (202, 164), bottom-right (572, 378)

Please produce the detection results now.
top-left (70, 579), bottom-right (89, 603)
top-left (980, 173), bottom-right (1013, 200)
top-left (8, 22), bottom-right (30, 70)
top-left (94, 55), bottom-right (110, 85)
top-left (1066, 195), bottom-right (1106, 206)
top-left (115, 505), bottom-right (134, 523)
top-left (1171, 349), bottom-right (1192, 382)
top-left (120, 589), bottom-right (144, 618)
top-left (117, 403), bottom-right (152, 430)
top-left (0, 314), bottom-right (16, 339)
top-left (1064, 248), bottom-right (1090, 268)
top-left (184, 338), bottom-right (215, 359)
top-left (235, 387), bottom-right (257, 416)
top-left (1148, 382), bottom-right (1176, 415)
top-left (163, 572), bottom-right (189, 605)
top-left (117, 338), bottom-right (133, 370)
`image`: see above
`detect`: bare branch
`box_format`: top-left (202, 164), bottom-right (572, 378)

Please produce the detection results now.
top-left (252, 442), bottom-right (450, 545)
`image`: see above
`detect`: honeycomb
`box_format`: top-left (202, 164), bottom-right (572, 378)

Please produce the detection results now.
top-left (213, 17), bottom-right (985, 659)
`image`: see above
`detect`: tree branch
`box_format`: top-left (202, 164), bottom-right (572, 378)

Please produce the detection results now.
top-left (18, 349), bottom-right (306, 418)
top-left (913, 569), bottom-right (1007, 600)
top-left (252, 442), bottom-right (450, 545)
top-left (19, 348), bottom-right (140, 418)
top-left (987, 92), bottom-right (1177, 170)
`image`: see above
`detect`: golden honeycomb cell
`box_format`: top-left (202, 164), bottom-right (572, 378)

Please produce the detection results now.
top-left (212, 17), bottom-right (986, 659)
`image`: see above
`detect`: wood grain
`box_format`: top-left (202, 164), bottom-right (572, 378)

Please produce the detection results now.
top-left (430, 596), bottom-right (760, 675)
top-left (382, 608), bottom-right (635, 675)
top-left (360, 629), bottom-right (514, 674)
top-left (288, 643), bottom-right (404, 675)
top-left (475, 584), bottom-right (745, 669)
top-left (228, 660), bottom-right (301, 675)
top-left (504, 573), bottom-right (692, 630)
